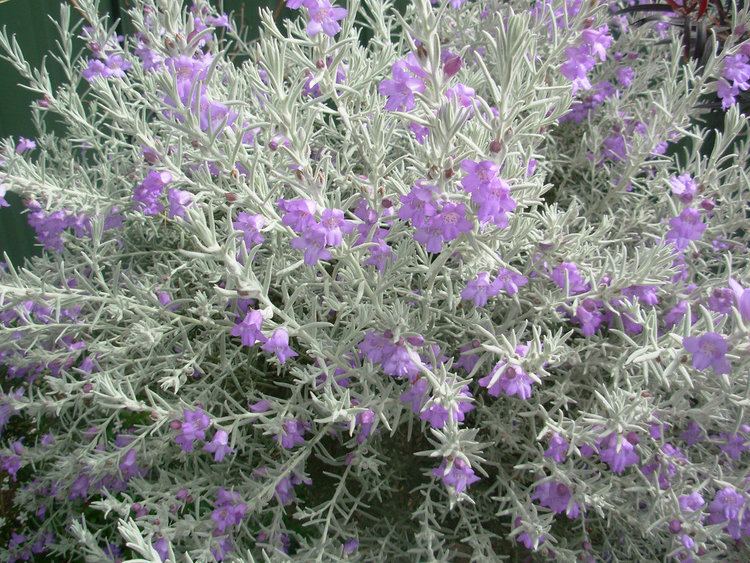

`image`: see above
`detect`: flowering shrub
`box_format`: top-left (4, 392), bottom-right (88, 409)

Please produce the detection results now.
top-left (1, 0), bottom-right (750, 560)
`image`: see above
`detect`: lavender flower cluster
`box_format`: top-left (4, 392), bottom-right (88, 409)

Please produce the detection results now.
top-left (0, 0), bottom-right (749, 560)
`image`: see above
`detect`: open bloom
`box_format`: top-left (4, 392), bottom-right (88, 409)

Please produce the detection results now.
top-left (233, 212), bottom-right (266, 248)
top-left (728, 278), bottom-right (750, 322)
top-left (479, 347), bottom-right (535, 400)
top-left (683, 332), bottom-right (730, 375)
top-left (531, 481), bottom-right (580, 519)
top-left (167, 188), bottom-right (193, 219)
top-left (174, 408), bottom-right (211, 452)
top-left (413, 203), bottom-right (473, 253)
top-left (306, 0), bottom-right (348, 37)
top-left (598, 433), bottom-right (639, 474)
top-left (204, 430), bottom-right (233, 462)
top-left (551, 262), bottom-right (590, 295)
top-left (668, 173), bottom-right (698, 203)
top-left (278, 419), bottom-right (309, 449)
top-left (133, 171), bottom-right (172, 216)
top-left (261, 328), bottom-right (298, 364)
top-left (666, 208), bottom-right (706, 251)
top-left (231, 310), bottom-right (266, 347)
top-left (379, 56), bottom-right (426, 111)
top-left (461, 272), bottom-right (502, 307)
top-left (544, 432), bottom-right (569, 463)
top-left (211, 489), bottom-right (247, 534)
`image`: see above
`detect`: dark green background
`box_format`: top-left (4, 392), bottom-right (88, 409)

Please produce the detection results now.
top-left (0, 0), bottom-right (278, 267)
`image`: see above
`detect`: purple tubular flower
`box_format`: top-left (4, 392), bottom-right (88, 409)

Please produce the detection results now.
top-left (664, 300), bottom-right (689, 329)
top-left (461, 272), bottom-right (502, 307)
top-left (278, 198), bottom-right (318, 232)
top-left (379, 58), bottom-right (426, 111)
top-left (261, 328), bottom-right (298, 364)
top-left (622, 285), bottom-right (660, 306)
top-left (718, 430), bottom-right (750, 460)
top-left (682, 332), bottom-right (730, 375)
top-left (119, 448), bottom-right (144, 480)
top-left (398, 181), bottom-right (439, 227)
top-left (723, 53), bottom-right (750, 86)
top-left (82, 59), bottom-right (110, 81)
top-left (572, 298), bottom-right (604, 336)
top-left (460, 160), bottom-right (517, 227)
top-left (718, 52), bottom-right (750, 108)
top-left (494, 268), bottom-right (528, 295)
top-left (104, 54), bottom-right (132, 78)
top-left (616, 66), bottom-right (634, 87)
top-left (544, 432), bottom-right (569, 463)
top-left (167, 188), bottom-right (193, 219)
top-left (598, 433), bottom-right (639, 474)
top-left (278, 419), bottom-right (308, 449)
top-left (413, 203), bottom-right (473, 253)
top-left (286, 0), bottom-right (314, 10)
top-left (231, 310), bottom-right (266, 347)
top-left (707, 287), bottom-right (735, 315)
top-left (305, 0), bottom-right (348, 37)
top-left (717, 78), bottom-right (739, 109)
top-left (454, 340), bottom-right (480, 374)
top-left (174, 408), bottom-right (211, 452)
top-left (381, 341), bottom-right (422, 379)
top-left (708, 486), bottom-right (746, 523)
top-left (432, 457), bottom-right (480, 493)
top-left (446, 83), bottom-right (476, 108)
top-left (580, 26), bottom-right (613, 62)
top-left (728, 278), bottom-right (750, 322)
top-left (514, 517), bottom-right (545, 550)
top-left (153, 538), bottom-right (169, 562)
top-left (666, 208), bottom-right (706, 251)
top-left (199, 100), bottom-right (238, 133)
top-left (15, 137), bottom-right (36, 153)
top-left (249, 399), bottom-right (271, 413)
top-left (274, 472), bottom-right (312, 505)
top-left (460, 159), bottom-right (501, 191)
top-left (669, 173), bottom-right (698, 203)
top-left (206, 14), bottom-right (231, 28)
top-left (211, 488), bottom-right (248, 534)
top-left (364, 240), bottom-right (394, 272)
top-left (601, 132), bottom-right (629, 162)
top-left (551, 262), bottom-right (590, 295)
top-left (358, 330), bottom-right (395, 365)
top-left (680, 421), bottom-right (705, 446)
top-left (342, 538), bottom-right (359, 555)
top-left (0, 451), bottom-right (22, 481)
top-left (419, 383), bottom-right (474, 429)
top-left (479, 361), bottom-right (534, 399)
top-left (234, 212), bottom-right (266, 248)
top-left (679, 491), bottom-right (705, 513)
top-left (133, 171), bottom-right (172, 216)
top-left (531, 481), bottom-right (580, 519)
top-left (25, 204), bottom-right (88, 252)
top-left (400, 377), bottom-right (429, 413)
top-left (355, 409), bottom-right (376, 443)
top-left (319, 208), bottom-right (354, 246)
top-left (290, 224), bottom-right (332, 265)
top-left (68, 473), bottom-right (91, 500)
top-left (409, 122), bottom-right (430, 143)
top-left (442, 52), bottom-right (463, 77)
top-left (203, 429), bottom-right (233, 462)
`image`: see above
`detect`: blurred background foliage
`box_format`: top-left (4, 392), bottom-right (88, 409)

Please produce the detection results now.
top-left (0, 0), bottom-right (731, 269)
